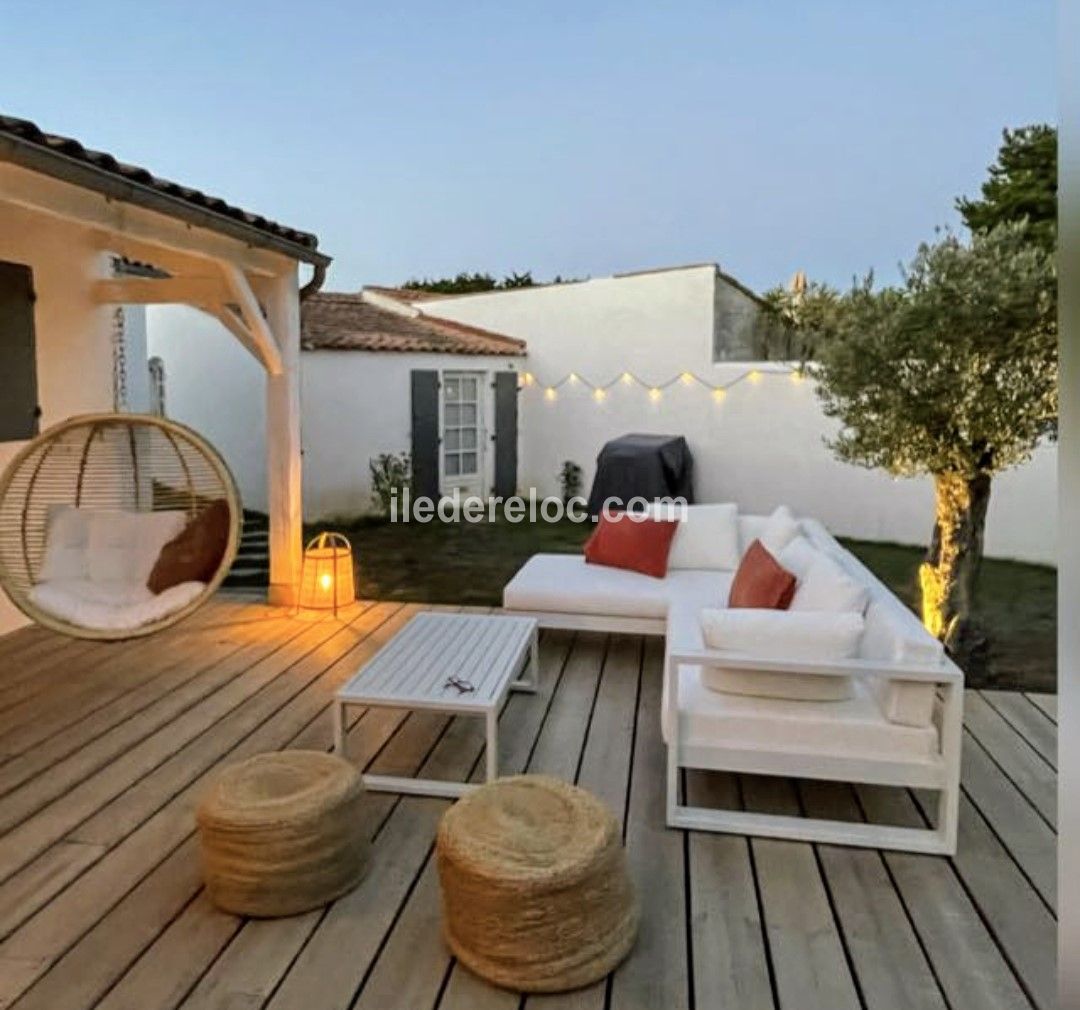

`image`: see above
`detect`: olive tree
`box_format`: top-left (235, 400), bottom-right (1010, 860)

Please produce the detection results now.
top-left (812, 223), bottom-right (1056, 666)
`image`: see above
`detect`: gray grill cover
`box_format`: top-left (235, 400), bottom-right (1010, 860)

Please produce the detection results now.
top-left (585, 434), bottom-right (694, 516)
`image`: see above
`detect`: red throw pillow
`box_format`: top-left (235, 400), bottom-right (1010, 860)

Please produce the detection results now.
top-left (728, 539), bottom-right (797, 609)
top-left (584, 511), bottom-right (680, 579)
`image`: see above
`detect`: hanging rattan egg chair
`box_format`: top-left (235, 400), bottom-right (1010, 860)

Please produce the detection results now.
top-left (0, 413), bottom-right (242, 640)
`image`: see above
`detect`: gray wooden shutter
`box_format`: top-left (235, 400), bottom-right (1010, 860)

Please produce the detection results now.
top-left (0, 261), bottom-right (39, 442)
top-left (410, 370), bottom-right (440, 499)
top-left (492, 371), bottom-right (518, 497)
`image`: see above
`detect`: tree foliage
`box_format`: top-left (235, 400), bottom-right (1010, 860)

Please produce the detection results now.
top-left (402, 270), bottom-right (583, 294)
top-left (760, 278), bottom-right (844, 362)
top-left (812, 223), bottom-right (1056, 481)
top-left (956, 124), bottom-right (1057, 253)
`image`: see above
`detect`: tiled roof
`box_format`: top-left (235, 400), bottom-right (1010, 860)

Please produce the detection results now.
top-left (0, 114), bottom-right (328, 266)
top-left (362, 285), bottom-right (445, 303)
top-left (301, 293), bottom-right (526, 356)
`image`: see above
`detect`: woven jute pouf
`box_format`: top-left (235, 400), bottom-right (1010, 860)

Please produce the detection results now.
top-left (436, 774), bottom-right (638, 993)
top-left (196, 750), bottom-right (368, 917)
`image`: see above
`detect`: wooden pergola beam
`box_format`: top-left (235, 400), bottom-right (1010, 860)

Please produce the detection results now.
top-left (218, 263), bottom-right (284, 376)
top-left (91, 276), bottom-right (228, 306)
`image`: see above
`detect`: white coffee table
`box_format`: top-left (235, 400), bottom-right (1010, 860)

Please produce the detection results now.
top-left (333, 611), bottom-right (539, 797)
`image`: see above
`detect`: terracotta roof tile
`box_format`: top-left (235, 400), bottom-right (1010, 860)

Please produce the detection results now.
top-left (0, 114), bottom-right (327, 265)
top-left (301, 293), bottom-right (526, 356)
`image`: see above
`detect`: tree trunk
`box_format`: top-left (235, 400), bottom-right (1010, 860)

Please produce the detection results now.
top-left (919, 472), bottom-right (992, 673)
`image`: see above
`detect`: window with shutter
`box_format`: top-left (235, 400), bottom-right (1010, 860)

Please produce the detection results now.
top-left (0, 261), bottom-right (40, 442)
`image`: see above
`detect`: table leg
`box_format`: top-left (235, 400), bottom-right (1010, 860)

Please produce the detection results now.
top-left (485, 709), bottom-right (498, 782)
top-left (333, 700), bottom-right (346, 757)
top-left (512, 629), bottom-right (540, 694)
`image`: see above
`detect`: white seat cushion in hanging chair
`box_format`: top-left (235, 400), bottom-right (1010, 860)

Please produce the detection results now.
top-left (29, 578), bottom-right (206, 632)
top-left (32, 507), bottom-right (203, 632)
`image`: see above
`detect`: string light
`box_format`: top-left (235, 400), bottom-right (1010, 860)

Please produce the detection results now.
top-left (523, 366), bottom-right (801, 404)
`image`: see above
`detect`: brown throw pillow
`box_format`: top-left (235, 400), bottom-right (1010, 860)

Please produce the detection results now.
top-left (728, 539), bottom-right (797, 609)
top-left (147, 499), bottom-right (231, 594)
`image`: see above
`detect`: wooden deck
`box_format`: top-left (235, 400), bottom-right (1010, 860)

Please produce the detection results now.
top-left (0, 596), bottom-right (1057, 1010)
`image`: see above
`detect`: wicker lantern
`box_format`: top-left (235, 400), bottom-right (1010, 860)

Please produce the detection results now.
top-left (298, 532), bottom-right (355, 614)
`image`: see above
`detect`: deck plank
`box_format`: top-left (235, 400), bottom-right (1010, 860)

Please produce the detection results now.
top-left (0, 603), bottom-right (406, 1008)
top-left (960, 732), bottom-right (1056, 910)
top-left (1025, 693), bottom-right (1057, 723)
top-left (858, 785), bottom-right (1035, 1010)
top-left (608, 638), bottom-right (689, 1010)
top-left (0, 608), bottom-right (1057, 1010)
top-left (798, 780), bottom-right (948, 1010)
top-left (684, 771), bottom-right (775, 1010)
top-left (741, 776), bottom-right (861, 1010)
top-left (963, 692), bottom-right (1056, 827)
top-left (980, 691), bottom-right (1056, 769)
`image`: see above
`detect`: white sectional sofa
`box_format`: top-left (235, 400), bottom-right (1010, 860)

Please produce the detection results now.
top-left (503, 509), bottom-right (963, 854)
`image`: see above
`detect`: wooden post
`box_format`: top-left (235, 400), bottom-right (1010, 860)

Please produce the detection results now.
top-left (257, 267), bottom-right (303, 606)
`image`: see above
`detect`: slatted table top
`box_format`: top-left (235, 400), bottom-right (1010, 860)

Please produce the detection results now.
top-left (336, 611), bottom-right (538, 712)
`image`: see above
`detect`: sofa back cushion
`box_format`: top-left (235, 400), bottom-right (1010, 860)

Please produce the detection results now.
top-left (698, 607), bottom-right (863, 700)
top-left (647, 502), bottom-right (740, 571)
top-left (789, 552), bottom-right (870, 614)
top-left (584, 511), bottom-right (680, 579)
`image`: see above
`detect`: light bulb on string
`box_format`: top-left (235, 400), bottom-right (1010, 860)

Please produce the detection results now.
top-left (649, 387), bottom-right (661, 402)
top-left (544, 387), bottom-right (557, 401)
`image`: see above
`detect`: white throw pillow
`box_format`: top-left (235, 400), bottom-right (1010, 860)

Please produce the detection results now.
top-left (38, 505), bottom-right (93, 582)
top-left (698, 607), bottom-right (863, 701)
top-left (758, 505), bottom-right (801, 556)
top-left (789, 552), bottom-right (870, 614)
top-left (776, 535), bottom-right (820, 579)
top-left (86, 510), bottom-right (186, 586)
top-left (647, 502), bottom-right (740, 571)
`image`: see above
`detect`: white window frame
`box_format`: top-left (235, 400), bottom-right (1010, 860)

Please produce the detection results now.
top-left (439, 369), bottom-right (487, 495)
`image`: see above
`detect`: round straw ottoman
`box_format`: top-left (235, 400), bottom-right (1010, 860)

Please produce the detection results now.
top-left (436, 774), bottom-right (638, 992)
top-left (196, 750), bottom-right (368, 917)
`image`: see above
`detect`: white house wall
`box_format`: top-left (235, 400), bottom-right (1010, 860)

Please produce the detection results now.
top-left (301, 350), bottom-right (523, 519)
top-left (420, 266), bottom-right (1057, 565)
top-left (0, 201), bottom-right (117, 635)
top-left (147, 305), bottom-right (268, 512)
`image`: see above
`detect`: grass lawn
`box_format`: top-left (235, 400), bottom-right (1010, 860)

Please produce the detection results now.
top-left (327, 517), bottom-right (1055, 692)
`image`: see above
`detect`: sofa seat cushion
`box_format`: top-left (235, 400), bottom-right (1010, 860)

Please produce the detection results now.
top-left (662, 662), bottom-right (939, 764)
top-left (29, 578), bottom-right (205, 632)
top-left (504, 554), bottom-right (730, 619)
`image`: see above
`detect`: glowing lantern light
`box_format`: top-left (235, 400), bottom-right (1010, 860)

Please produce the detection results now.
top-left (712, 387), bottom-right (726, 402)
top-left (748, 369), bottom-right (762, 384)
top-left (594, 388), bottom-right (606, 402)
top-left (521, 372), bottom-right (534, 386)
top-left (790, 370), bottom-right (804, 384)
top-left (298, 532), bottom-right (355, 615)
top-left (544, 387), bottom-right (557, 401)
top-left (622, 371), bottom-right (633, 384)
top-left (680, 371), bottom-right (694, 385)
top-left (567, 372), bottom-right (578, 383)
top-left (649, 387), bottom-right (662, 402)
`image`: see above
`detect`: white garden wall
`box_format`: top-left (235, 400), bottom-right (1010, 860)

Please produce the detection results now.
top-left (421, 265), bottom-right (1058, 565)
